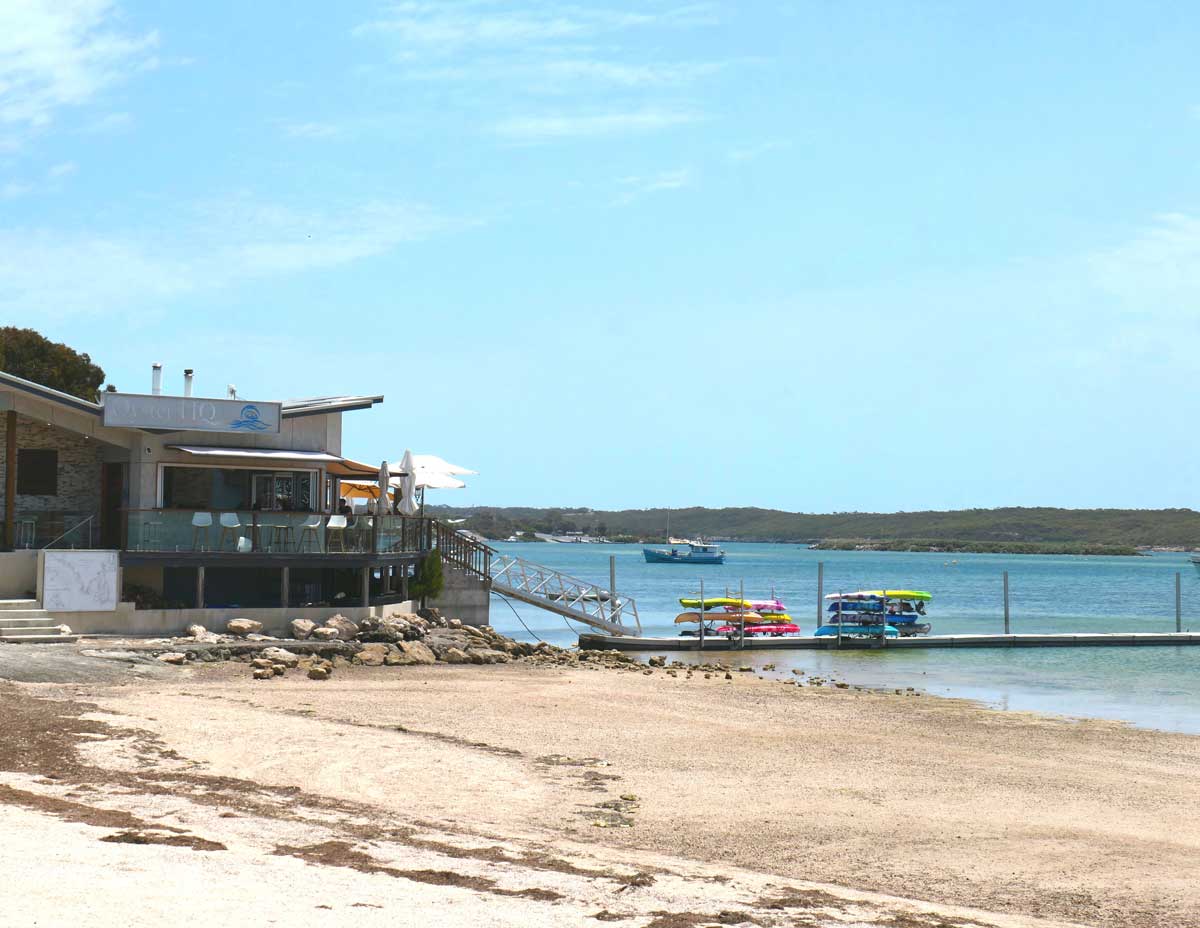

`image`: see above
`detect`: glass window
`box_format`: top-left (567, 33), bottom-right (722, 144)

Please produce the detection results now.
top-left (17, 449), bottom-right (58, 495)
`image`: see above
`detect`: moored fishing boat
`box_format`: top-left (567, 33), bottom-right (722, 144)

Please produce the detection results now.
top-left (644, 541), bottom-right (726, 564)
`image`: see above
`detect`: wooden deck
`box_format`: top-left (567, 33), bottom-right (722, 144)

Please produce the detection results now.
top-left (578, 632), bottom-right (1200, 651)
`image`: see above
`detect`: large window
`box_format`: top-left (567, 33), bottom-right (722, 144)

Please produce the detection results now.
top-left (161, 466), bottom-right (316, 511)
top-left (17, 449), bottom-right (58, 496)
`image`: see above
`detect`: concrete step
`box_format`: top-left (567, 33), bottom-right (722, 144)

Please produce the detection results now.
top-left (0, 616), bottom-right (56, 628)
top-left (0, 634), bottom-right (80, 644)
top-left (0, 626), bottom-right (66, 636)
top-left (0, 600), bottom-right (39, 611)
top-left (0, 610), bottom-right (52, 621)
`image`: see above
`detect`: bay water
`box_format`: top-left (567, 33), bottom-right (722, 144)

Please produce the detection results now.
top-left (487, 543), bottom-right (1200, 734)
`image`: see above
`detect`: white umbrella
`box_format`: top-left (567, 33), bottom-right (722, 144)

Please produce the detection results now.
top-left (396, 449), bottom-right (418, 516)
top-left (411, 454), bottom-right (476, 476)
top-left (376, 460), bottom-right (390, 515)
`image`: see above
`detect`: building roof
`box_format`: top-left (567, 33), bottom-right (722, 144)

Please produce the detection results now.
top-left (0, 369), bottom-right (103, 416)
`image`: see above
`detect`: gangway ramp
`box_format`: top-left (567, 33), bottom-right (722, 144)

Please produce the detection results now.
top-left (432, 521), bottom-right (641, 637)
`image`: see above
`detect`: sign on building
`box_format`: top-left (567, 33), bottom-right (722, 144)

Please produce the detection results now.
top-left (101, 393), bottom-right (282, 434)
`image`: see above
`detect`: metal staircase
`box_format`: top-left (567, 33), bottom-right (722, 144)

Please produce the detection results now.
top-left (431, 521), bottom-right (641, 637)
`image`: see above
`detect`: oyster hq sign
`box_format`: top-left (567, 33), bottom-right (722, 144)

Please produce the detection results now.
top-left (102, 393), bottom-right (282, 434)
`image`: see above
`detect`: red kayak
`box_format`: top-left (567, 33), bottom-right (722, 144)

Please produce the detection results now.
top-left (715, 623), bottom-right (802, 636)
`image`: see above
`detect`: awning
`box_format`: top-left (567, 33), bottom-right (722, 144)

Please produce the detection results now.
top-left (328, 457), bottom-right (386, 479)
top-left (167, 445), bottom-right (344, 464)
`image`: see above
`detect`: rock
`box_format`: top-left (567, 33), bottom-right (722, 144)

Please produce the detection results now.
top-left (245, 633), bottom-right (274, 641)
top-left (331, 655), bottom-right (353, 670)
top-left (250, 658), bottom-right (275, 670)
top-left (307, 665), bottom-right (331, 680)
top-left (261, 647), bottom-right (300, 667)
top-left (290, 619), bottom-right (317, 640)
top-left (56, 624), bottom-right (73, 636)
top-left (417, 607), bottom-right (443, 626)
top-left (647, 656), bottom-right (666, 668)
top-left (184, 623), bottom-right (219, 642)
top-left (447, 618), bottom-right (463, 629)
top-left (357, 616), bottom-right (411, 643)
top-left (724, 672), bottom-right (733, 680)
top-left (310, 626), bottom-right (339, 641)
top-left (227, 618), bottom-right (263, 637)
top-left (357, 643), bottom-right (391, 666)
top-left (440, 647), bottom-right (469, 664)
top-left (323, 615), bottom-right (359, 641)
top-left (389, 640), bottom-right (436, 665)
top-left (252, 667), bottom-right (275, 680)
top-left (156, 652), bottom-right (187, 665)
top-left (470, 648), bottom-right (510, 664)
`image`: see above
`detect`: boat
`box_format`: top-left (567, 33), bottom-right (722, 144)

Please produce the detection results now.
top-left (644, 541), bottom-right (725, 564)
top-left (817, 590), bottom-right (933, 638)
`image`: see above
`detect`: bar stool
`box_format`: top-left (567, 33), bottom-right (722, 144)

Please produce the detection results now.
top-left (191, 512), bottom-right (212, 550)
top-left (298, 514), bottom-right (321, 552)
top-left (140, 518), bottom-right (163, 550)
top-left (325, 514), bottom-right (347, 552)
top-left (266, 522), bottom-right (294, 552)
top-left (218, 512), bottom-right (242, 550)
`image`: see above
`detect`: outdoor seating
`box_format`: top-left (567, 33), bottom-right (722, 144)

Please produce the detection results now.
top-left (298, 514), bottom-right (321, 552)
top-left (217, 512), bottom-right (242, 550)
top-left (266, 522), bottom-right (294, 552)
top-left (325, 514), bottom-right (348, 552)
top-left (191, 512), bottom-right (213, 550)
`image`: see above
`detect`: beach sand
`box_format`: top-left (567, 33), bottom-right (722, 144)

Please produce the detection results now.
top-left (3, 658), bottom-right (1198, 927)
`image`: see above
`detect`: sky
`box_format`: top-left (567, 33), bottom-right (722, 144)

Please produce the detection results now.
top-left (1, 1), bottom-right (1198, 512)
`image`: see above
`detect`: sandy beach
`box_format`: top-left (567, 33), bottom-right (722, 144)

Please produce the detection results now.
top-left (3, 651), bottom-right (1198, 927)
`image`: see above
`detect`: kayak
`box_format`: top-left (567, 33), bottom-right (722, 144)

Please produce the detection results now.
top-left (815, 623), bottom-right (900, 638)
top-left (716, 623), bottom-right (803, 636)
top-left (824, 590), bottom-right (932, 602)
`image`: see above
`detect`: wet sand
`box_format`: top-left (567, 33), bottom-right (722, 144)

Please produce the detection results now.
top-left (4, 655), bottom-right (1198, 927)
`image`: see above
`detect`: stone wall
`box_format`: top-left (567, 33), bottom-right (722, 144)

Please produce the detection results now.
top-left (0, 415), bottom-right (104, 521)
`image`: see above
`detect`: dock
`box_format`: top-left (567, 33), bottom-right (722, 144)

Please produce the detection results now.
top-left (578, 632), bottom-right (1200, 652)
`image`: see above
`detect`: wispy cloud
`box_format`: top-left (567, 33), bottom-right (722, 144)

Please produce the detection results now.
top-left (1089, 212), bottom-right (1200, 317)
top-left (0, 0), bottom-right (158, 147)
top-left (495, 108), bottom-right (701, 141)
top-left (0, 195), bottom-right (463, 315)
top-left (282, 121), bottom-right (341, 139)
top-left (613, 167), bottom-right (693, 205)
top-left (727, 139), bottom-right (791, 163)
top-left (47, 160), bottom-right (78, 177)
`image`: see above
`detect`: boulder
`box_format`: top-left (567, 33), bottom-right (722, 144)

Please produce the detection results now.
top-left (253, 667), bottom-right (275, 680)
top-left (447, 618), bottom-right (463, 630)
top-left (250, 658), bottom-right (275, 670)
top-left (184, 624), bottom-right (218, 641)
top-left (227, 618), bottom-right (263, 638)
top-left (307, 665), bottom-right (331, 680)
top-left (357, 616), bottom-right (410, 643)
top-left (260, 647), bottom-right (300, 668)
top-left (323, 615), bottom-right (359, 641)
top-left (389, 640), bottom-right (436, 665)
top-left (357, 643), bottom-right (392, 666)
top-left (156, 652), bottom-right (187, 665)
top-left (439, 647), bottom-right (469, 664)
top-left (290, 619), bottom-right (317, 640)
top-left (647, 656), bottom-right (666, 668)
top-left (310, 626), bottom-right (339, 641)
top-left (56, 624), bottom-right (73, 636)
top-left (468, 648), bottom-right (509, 665)
top-left (417, 607), bottom-right (444, 626)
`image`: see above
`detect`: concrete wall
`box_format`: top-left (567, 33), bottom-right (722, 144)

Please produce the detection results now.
top-left (432, 566), bottom-right (490, 628)
top-left (0, 550), bottom-right (37, 598)
top-left (52, 599), bottom-right (418, 637)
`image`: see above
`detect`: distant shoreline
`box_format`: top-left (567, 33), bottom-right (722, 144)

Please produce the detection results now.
top-left (808, 539), bottom-right (1145, 556)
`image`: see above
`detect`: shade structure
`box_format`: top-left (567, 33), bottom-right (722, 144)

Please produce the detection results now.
top-left (410, 454), bottom-right (476, 476)
top-left (388, 452), bottom-right (474, 491)
top-left (396, 449), bottom-right (418, 516)
top-left (377, 460), bottom-right (391, 515)
top-left (339, 479), bottom-right (391, 502)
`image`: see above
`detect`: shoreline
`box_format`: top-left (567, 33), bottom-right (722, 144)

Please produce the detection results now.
top-left (4, 646), bottom-right (1198, 927)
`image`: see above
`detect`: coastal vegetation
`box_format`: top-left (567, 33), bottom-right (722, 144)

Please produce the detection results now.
top-left (429, 505), bottom-right (1200, 552)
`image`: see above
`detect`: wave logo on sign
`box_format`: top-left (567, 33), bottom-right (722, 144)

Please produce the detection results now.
top-left (230, 404), bottom-right (271, 431)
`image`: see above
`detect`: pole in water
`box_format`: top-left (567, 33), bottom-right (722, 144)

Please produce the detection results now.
top-left (817, 561), bottom-right (824, 631)
top-left (739, 578), bottom-right (746, 649)
top-left (1177, 571), bottom-right (1182, 633)
top-left (698, 578), bottom-right (706, 650)
top-left (836, 590), bottom-right (843, 647)
top-left (1003, 570), bottom-right (1011, 635)
top-left (609, 555), bottom-right (616, 620)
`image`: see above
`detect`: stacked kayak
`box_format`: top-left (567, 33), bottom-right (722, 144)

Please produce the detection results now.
top-left (676, 595), bottom-right (800, 637)
top-left (816, 590), bottom-right (932, 638)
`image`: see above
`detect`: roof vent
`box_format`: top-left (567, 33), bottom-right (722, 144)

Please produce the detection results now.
top-left (151, 363), bottom-right (163, 396)
top-left (183, 369), bottom-right (194, 397)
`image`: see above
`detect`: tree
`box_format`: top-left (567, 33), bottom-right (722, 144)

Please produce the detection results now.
top-left (410, 548), bottom-right (445, 603)
top-left (0, 327), bottom-right (105, 401)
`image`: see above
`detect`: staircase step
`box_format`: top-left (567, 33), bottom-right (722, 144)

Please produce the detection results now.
top-left (0, 600), bottom-right (39, 611)
top-left (0, 611), bottom-right (52, 621)
top-left (0, 634), bottom-right (80, 644)
top-left (0, 625), bottom-right (66, 635)
top-left (0, 617), bottom-right (56, 628)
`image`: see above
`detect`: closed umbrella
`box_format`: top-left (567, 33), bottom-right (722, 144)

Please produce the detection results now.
top-left (377, 460), bottom-right (390, 515)
top-left (397, 449), bottom-right (418, 516)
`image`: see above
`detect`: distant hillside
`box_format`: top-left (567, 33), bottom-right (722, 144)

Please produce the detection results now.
top-left (425, 505), bottom-right (1200, 549)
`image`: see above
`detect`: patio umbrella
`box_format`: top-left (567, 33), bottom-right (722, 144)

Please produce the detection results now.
top-left (396, 449), bottom-right (418, 516)
top-left (339, 480), bottom-right (389, 502)
top-left (376, 460), bottom-right (390, 515)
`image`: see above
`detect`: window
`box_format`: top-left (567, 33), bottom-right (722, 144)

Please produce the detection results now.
top-left (17, 449), bottom-right (58, 496)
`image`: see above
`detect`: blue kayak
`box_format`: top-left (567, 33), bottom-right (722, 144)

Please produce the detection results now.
top-left (815, 623), bottom-right (900, 638)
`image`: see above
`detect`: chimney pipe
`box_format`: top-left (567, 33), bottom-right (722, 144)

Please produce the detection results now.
top-left (227, 384), bottom-right (237, 399)
top-left (151, 363), bottom-right (163, 396)
top-left (183, 369), bottom-right (194, 397)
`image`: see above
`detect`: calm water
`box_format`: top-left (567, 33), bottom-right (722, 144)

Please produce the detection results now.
top-left (487, 542), bottom-right (1200, 734)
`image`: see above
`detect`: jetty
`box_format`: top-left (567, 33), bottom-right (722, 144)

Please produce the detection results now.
top-left (578, 631), bottom-right (1200, 651)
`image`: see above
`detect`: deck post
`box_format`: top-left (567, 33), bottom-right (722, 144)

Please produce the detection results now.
top-left (609, 555), bottom-right (616, 624)
top-left (280, 566), bottom-right (289, 609)
top-left (816, 561), bottom-right (824, 630)
top-left (1003, 571), bottom-right (1011, 634)
top-left (4, 410), bottom-right (15, 550)
top-left (195, 566), bottom-right (205, 609)
top-left (1177, 572), bottom-right (1183, 633)
top-left (698, 578), bottom-right (705, 650)
top-left (361, 566), bottom-right (370, 607)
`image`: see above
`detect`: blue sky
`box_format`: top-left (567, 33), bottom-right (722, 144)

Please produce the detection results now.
top-left (2, 1), bottom-right (1198, 511)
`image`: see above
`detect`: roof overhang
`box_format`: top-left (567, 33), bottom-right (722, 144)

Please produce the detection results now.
top-left (327, 457), bottom-right (385, 478)
top-left (166, 445), bottom-right (343, 464)
top-left (282, 395), bottom-right (384, 419)
top-left (0, 370), bottom-right (102, 417)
